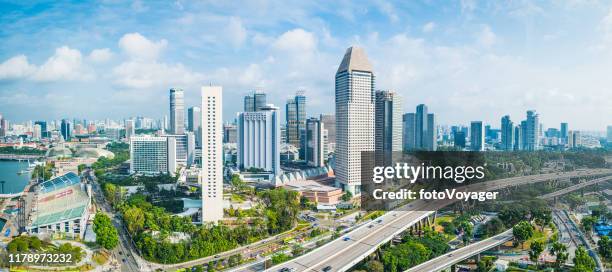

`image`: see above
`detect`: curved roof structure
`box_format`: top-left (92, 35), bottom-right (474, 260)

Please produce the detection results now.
top-left (74, 148), bottom-right (115, 159)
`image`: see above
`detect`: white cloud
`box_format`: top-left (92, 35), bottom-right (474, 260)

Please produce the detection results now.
top-left (272, 28), bottom-right (317, 53)
top-left (225, 17), bottom-right (247, 48)
top-left (0, 55), bottom-right (36, 80)
top-left (112, 60), bottom-right (203, 89)
top-left (477, 25), bottom-right (497, 48)
top-left (375, 0), bottom-right (399, 23)
top-left (422, 22), bottom-right (436, 33)
top-left (112, 33), bottom-right (203, 89)
top-left (32, 46), bottom-right (91, 81)
top-left (88, 48), bottom-right (113, 62)
top-left (118, 32), bottom-right (167, 61)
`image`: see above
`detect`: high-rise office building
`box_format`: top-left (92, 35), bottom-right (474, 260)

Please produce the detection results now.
top-left (223, 123), bottom-right (237, 143)
top-left (521, 110), bottom-right (540, 151)
top-left (60, 119), bottom-right (72, 141)
top-left (375, 90), bottom-right (402, 155)
top-left (403, 105), bottom-right (436, 151)
top-left (188, 106), bottom-right (202, 146)
top-left (169, 88), bottom-right (185, 135)
top-left (237, 104), bottom-right (281, 176)
top-left (163, 134), bottom-right (191, 167)
top-left (125, 119), bottom-right (135, 139)
top-left (305, 117), bottom-right (327, 167)
top-left (607, 125), bottom-right (612, 143)
top-left (335, 46), bottom-right (375, 195)
top-left (560, 123), bottom-right (568, 144)
top-left (514, 125), bottom-right (522, 150)
top-left (453, 131), bottom-right (466, 149)
top-left (34, 121), bottom-right (47, 138)
top-left (320, 114), bottom-right (336, 153)
top-left (201, 86), bottom-right (223, 223)
top-left (470, 121), bottom-right (484, 151)
top-left (33, 124), bottom-right (42, 139)
top-left (568, 130), bottom-right (581, 148)
top-left (500, 115), bottom-right (514, 151)
top-left (403, 113), bottom-right (416, 151)
top-left (244, 91), bottom-right (267, 112)
top-left (130, 136), bottom-right (177, 176)
top-left (285, 92), bottom-right (307, 153)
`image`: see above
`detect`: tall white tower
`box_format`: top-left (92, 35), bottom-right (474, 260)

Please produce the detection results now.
top-left (201, 86), bottom-right (223, 223)
top-left (335, 46), bottom-right (375, 195)
top-left (170, 88), bottom-right (185, 135)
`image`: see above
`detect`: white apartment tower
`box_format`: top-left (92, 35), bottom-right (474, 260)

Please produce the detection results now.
top-left (201, 86), bottom-right (223, 223)
top-left (335, 46), bottom-right (375, 195)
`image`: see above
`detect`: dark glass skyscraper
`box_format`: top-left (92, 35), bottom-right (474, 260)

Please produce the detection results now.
top-left (244, 91), bottom-right (267, 112)
top-left (285, 92), bottom-right (306, 152)
top-left (60, 119), bottom-right (72, 141)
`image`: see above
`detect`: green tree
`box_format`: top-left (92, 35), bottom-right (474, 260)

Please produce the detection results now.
top-left (581, 216), bottom-right (597, 234)
top-left (365, 260), bottom-right (384, 272)
top-left (341, 191), bottom-right (353, 202)
top-left (123, 206), bottom-right (145, 234)
top-left (93, 213), bottom-right (119, 250)
top-left (572, 246), bottom-right (596, 272)
top-left (513, 221), bottom-right (534, 249)
top-left (598, 235), bottom-right (612, 260)
top-left (529, 240), bottom-right (544, 265)
top-left (549, 241), bottom-right (568, 267)
top-left (271, 253), bottom-right (291, 264)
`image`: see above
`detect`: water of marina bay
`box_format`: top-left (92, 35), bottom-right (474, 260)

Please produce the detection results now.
top-left (0, 160), bottom-right (31, 194)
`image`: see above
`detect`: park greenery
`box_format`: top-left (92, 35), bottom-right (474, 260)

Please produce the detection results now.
top-left (0, 146), bottom-right (45, 155)
top-left (112, 188), bottom-right (299, 264)
top-left (6, 235), bottom-right (84, 265)
top-left (353, 230), bottom-right (450, 271)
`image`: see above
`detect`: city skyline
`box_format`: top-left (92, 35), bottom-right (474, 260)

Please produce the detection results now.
top-left (1, 1), bottom-right (611, 130)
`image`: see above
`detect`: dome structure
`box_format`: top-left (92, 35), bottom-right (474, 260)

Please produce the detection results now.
top-left (74, 148), bottom-right (115, 159)
top-left (46, 147), bottom-right (73, 158)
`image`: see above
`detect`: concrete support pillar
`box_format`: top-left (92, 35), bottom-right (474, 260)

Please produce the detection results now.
top-left (451, 264), bottom-right (457, 272)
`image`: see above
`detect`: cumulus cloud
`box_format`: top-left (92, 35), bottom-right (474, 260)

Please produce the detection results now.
top-left (118, 32), bottom-right (168, 60)
top-left (0, 47), bottom-right (92, 82)
top-left (272, 28), bottom-right (317, 53)
top-left (113, 32), bottom-right (203, 89)
top-left (88, 48), bottom-right (113, 62)
top-left (0, 55), bottom-right (36, 80)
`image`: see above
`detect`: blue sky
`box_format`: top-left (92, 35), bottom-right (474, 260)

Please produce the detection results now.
top-left (0, 0), bottom-right (611, 130)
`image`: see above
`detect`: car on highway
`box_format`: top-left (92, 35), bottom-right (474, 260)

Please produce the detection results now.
top-left (279, 268), bottom-right (296, 272)
top-left (214, 255), bottom-right (220, 259)
top-left (343, 236), bottom-right (350, 241)
top-left (368, 224), bottom-right (374, 228)
top-left (376, 219), bottom-right (383, 223)
top-left (322, 265), bottom-right (332, 272)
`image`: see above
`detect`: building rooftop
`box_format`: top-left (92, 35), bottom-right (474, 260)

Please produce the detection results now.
top-left (337, 46), bottom-right (373, 74)
top-left (39, 172), bottom-right (80, 194)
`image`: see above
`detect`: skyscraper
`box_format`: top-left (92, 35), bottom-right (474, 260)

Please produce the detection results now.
top-left (125, 119), bottom-right (135, 139)
top-left (223, 123), bottom-right (237, 143)
top-left (470, 121), bottom-right (484, 151)
top-left (188, 106), bottom-right (202, 146)
top-left (237, 104), bottom-right (281, 176)
top-left (60, 119), bottom-right (72, 141)
top-left (518, 110), bottom-right (540, 151)
top-left (320, 114), bottom-right (336, 153)
top-left (608, 125), bottom-right (612, 143)
top-left (34, 121), bottom-right (47, 138)
top-left (403, 113), bottom-right (416, 151)
top-left (560, 123), bottom-right (568, 144)
top-left (335, 46), bottom-right (375, 195)
top-left (305, 117), bottom-right (326, 167)
top-left (244, 91), bottom-right (267, 112)
top-left (403, 105), bottom-right (436, 151)
top-left (201, 86), bottom-right (223, 223)
top-left (286, 92), bottom-right (307, 152)
top-left (375, 90), bottom-right (402, 154)
top-left (169, 88), bottom-right (185, 135)
top-left (501, 115), bottom-right (514, 151)
top-left (568, 130), bottom-right (581, 148)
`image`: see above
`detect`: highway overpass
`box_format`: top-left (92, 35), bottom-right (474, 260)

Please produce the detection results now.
top-left (407, 229), bottom-right (514, 272)
top-left (268, 169), bottom-right (612, 272)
